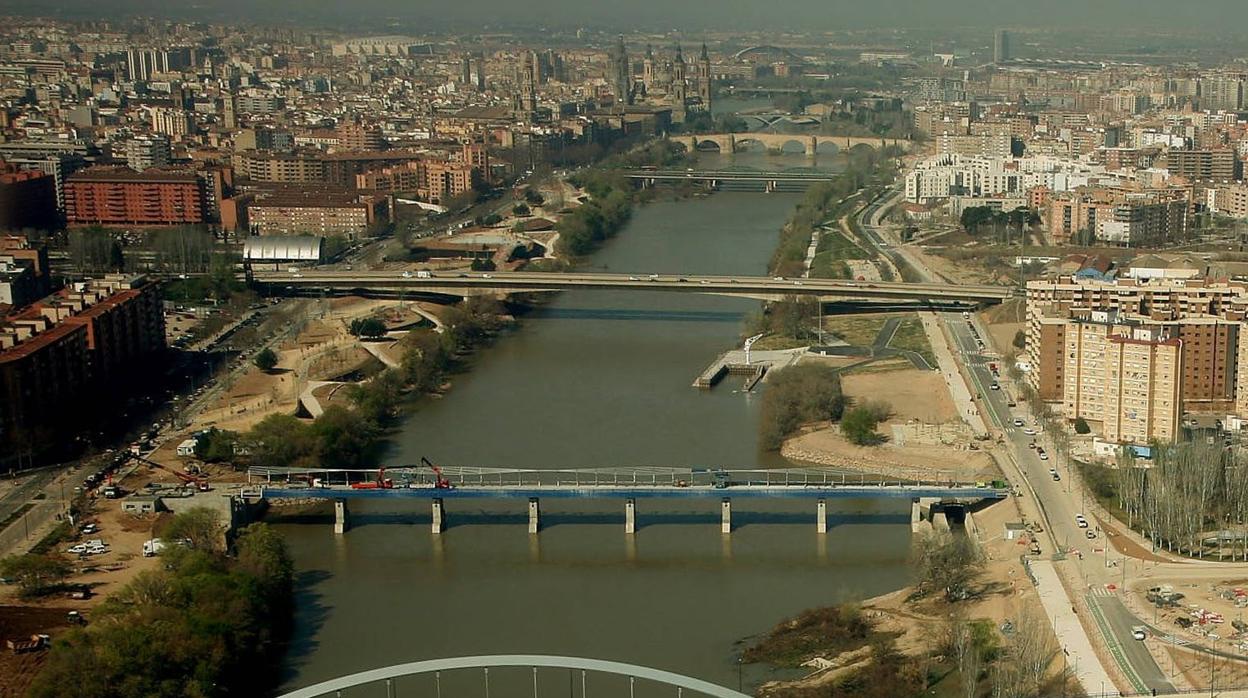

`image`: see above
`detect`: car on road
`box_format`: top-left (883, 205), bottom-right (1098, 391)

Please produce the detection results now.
top-left (1131, 626), bottom-right (1147, 641)
top-left (1075, 515), bottom-right (1089, 528)
top-left (772, 276), bottom-right (784, 281)
top-left (990, 383), bottom-right (1001, 390)
top-left (1023, 428), bottom-right (1037, 436)
top-left (401, 271), bottom-right (413, 278)
top-left (1086, 530), bottom-right (1097, 539)
top-left (1038, 452), bottom-right (1049, 461)
top-left (628, 276), bottom-right (639, 281)
top-left (1013, 418), bottom-right (1025, 427)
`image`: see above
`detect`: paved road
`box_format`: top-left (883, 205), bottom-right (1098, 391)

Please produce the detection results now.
top-left (853, 183), bottom-right (1175, 694)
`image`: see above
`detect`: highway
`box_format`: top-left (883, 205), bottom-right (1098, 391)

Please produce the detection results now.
top-left (253, 270), bottom-right (1013, 304)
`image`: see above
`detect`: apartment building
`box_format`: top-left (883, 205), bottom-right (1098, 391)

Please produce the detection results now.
top-left (1046, 187), bottom-right (1189, 246)
top-left (1164, 149), bottom-right (1241, 182)
top-left (1207, 184), bottom-right (1248, 218)
top-left (1059, 311), bottom-right (1181, 444)
top-left (246, 191), bottom-right (386, 238)
top-left (1026, 275), bottom-right (1248, 442)
top-left (0, 275), bottom-right (164, 453)
top-left (64, 167), bottom-right (207, 226)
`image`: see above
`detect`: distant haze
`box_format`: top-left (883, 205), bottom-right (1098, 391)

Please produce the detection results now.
top-left (8, 0), bottom-right (1248, 31)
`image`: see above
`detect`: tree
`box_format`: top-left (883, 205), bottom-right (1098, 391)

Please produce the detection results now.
top-left (759, 364), bottom-right (846, 450)
top-left (512, 203), bottom-right (531, 217)
top-left (193, 427), bottom-right (237, 463)
top-left (253, 347), bottom-right (279, 372)
top-left (162, 507), bottom-right (224, 552)
top-left (1073, 417), bottom-right (1091, 434)
top-left (312, 405), bottom-right (378, 468)
top-left (911, 529), bottom-right (986, 602)
top-left (524, 188), bottom-right (545, 206)
top-left (243, 414), bottom-right (318, 468)
top-left (349, 317), bottom-right (387, 339)
top-left (234, 523), bottom-right (294, 606)
top-left (0, 554), bottom-right (72, 596)
top-left (841, 406), bottom-right (883, 446)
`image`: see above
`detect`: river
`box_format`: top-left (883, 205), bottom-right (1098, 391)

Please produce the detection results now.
top-left (275, 178), bottom-right (912, 697)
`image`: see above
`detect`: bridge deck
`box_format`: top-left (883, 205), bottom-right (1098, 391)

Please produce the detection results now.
top-left (247, 466), bottom-right (1007, 501)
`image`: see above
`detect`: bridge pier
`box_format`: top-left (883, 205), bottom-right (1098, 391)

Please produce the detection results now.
top-left (721, 498), bottom-right (732, 534)
top-left (528, 497), bottom-right (540, 534)
top-left (625, 498), bottom-right (636, 534)
top-left (816, 498), bottom-right (827, 534)
top-left (805, 137), bottom-right (817, 157)
top-left (431, 498), bottom-right (444, 534)
top-left (333, 499), bottom-right (349, 534)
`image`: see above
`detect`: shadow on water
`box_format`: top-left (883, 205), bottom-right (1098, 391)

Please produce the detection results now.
top-left (306, 510), bottom-right (909, 531)
top-left (538, 308), bottom-right (746, 323)
top-left (280, 569), bottom-right (334, 685)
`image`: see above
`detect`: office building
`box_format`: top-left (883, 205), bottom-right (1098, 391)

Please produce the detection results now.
top-left (993, 29), bottom-right (1011, 64)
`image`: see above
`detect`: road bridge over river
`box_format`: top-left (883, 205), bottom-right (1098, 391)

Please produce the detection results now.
top-left (252, 270), bottom-right (1014, 305)
top-left (622, 168), bottom-right (837, 192)
top-left (246, 466), bottom-right (1007, 535)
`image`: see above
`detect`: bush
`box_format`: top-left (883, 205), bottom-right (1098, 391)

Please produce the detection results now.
top-left (349, 317), bottom-right (387, 339)
top-left (1073, 416), bottom-right (1091, 434)
top-left (253, 347), bottom-right (278, 372)
top-left (841, 406), bottom-right (883, 446)
top-left (512, 203), bottom-right (530, 216)
top-left (1012, 330), bottom-right (1026, 349)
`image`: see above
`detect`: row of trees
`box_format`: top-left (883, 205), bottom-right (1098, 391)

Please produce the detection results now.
top-left (959, 206), bottom-right (1041, 245)
top-left (1088, 442), bottom-right (1248, 558)
top-left (27, 512), bottom-right (294, 698)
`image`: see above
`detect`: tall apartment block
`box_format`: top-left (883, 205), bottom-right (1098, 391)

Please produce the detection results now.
top-left (1027, 274), bottom-right (1248, 443)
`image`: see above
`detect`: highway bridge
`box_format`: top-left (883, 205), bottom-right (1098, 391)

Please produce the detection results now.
top-left (251, 270), bottom-right (1014, 305)
top-left (245, 466), bottom-right (1007, 534)
top-left (621, 168), bottom-right (837, 192)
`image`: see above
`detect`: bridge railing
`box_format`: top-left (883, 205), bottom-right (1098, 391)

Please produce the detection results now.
top-left (247, 465), bottom-right (1002, 492)
top-left (275, 655), bottom-right (752, 698)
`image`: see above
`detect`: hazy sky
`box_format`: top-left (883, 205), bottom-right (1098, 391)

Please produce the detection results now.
top-left (7, 0), bottom-right (1248, 31)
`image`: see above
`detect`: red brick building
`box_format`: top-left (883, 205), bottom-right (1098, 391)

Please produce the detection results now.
top-left (64, 167), bottom-right (207, 226)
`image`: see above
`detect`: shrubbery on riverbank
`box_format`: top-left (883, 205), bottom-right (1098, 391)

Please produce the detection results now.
top-left (27, 513), bottom-right (293, 698)
top-left (759, 363), bottom-right (846, 450)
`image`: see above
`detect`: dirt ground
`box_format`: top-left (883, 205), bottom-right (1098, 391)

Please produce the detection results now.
top-left (782, 424), bottom-right (997, 481)
top-left (0, 605), bottom-right (73, 697)
top-left (842, 367), bottom-right (957, 424)
top-left (763, 495), bottom-right (1066, 694)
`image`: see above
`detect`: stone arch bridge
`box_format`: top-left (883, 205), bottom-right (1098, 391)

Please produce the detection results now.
top-left (672, 133), bottom-right (911, 156)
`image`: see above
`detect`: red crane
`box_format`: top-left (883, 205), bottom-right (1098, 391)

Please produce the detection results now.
top-left (421, 457), bottom-right (453, 489)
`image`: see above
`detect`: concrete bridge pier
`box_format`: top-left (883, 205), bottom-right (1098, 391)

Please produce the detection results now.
top-left (910, 497), bottom-right (942, 533)
top-left (764, 180), bottom-right (776, 193)
top-left (816, 499), bottom-right (827, 534)
top-left (721, 498), bottom-right (732, 534)
top-left (528, 497), bottom-right (540, 534)
top-left (625, 498), bottom-right (636, 534)
top-left (333, 499), bottom-right (349, 534)
top-left (431, 498), bottom-right (444, 534)
top-left (805, 137), bottom-right (817, 157)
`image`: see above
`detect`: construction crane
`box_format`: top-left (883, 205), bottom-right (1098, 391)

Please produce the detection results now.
top-left (122, 452), bottom-right (211, 491)
top-left (421, 457), bottom-right (453, 489)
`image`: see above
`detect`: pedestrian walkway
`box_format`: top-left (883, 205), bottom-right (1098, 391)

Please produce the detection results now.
top-left (1032, 559), bottom-right (1119, 697)
top-left (920, 312), bottom-right (988, 436)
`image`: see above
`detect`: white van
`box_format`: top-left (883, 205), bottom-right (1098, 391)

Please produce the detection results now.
top-left (142, 538), bottom-right (166, 557)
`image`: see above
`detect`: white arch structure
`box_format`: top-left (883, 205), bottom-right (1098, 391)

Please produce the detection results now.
top-left (277, 655), bottom-right (752, 698)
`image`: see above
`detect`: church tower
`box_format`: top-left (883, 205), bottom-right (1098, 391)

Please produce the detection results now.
top-left (697, 43), bottom-right (712, 109)
top-left (671, 44), bottom-right (688, 122)
top-left (642, 44), bottom-right (655, 96)
top-left (608, 35), bottom-right (632, 106)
